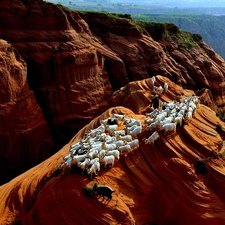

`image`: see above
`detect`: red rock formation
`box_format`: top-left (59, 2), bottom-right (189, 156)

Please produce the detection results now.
top-left (1, 0), bottom-right (225, 153)
top-left (0, 39), bottom-right (53, 184)
top-left (1, 78), bottom-right (225, 225)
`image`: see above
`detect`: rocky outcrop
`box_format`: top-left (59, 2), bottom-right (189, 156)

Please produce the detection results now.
top-left (1, 78), bottom-right (225, 225)
top-left (0, 39), bottom-right (53, 184)
top-left (1, 0), bottom-right (225, 183)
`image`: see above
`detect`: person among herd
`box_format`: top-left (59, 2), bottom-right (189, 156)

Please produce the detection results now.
top-left (150, 95), bottom-right (160, 109)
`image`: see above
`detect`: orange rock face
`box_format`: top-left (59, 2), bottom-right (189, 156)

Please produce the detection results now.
top-left (1, 1), bottom-right (225, 224)
top-left (1, 78), bottom-right (225, 225)
top-left (0, 39), bottom-right (53, 184)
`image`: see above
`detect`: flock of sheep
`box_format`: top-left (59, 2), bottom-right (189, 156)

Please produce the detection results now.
top-left (144, 95), bottom-right (200, 145)
top-left (59, 113), bottom-right (142, 179)
top-left (59, 76), bottom-right (200, 179)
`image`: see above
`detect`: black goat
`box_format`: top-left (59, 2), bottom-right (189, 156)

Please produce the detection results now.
top-left (107, 118), bottom-right (118, 125)
top-left (93, 183), bottom-right (115, 201)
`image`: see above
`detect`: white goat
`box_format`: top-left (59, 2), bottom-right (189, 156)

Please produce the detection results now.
top-left (101, 155), bottom-right (115, 168)
top-left (161, 122), bottom-right (176, 135)
top-left (77, 158), bottom-right (91, 174)
top-left (105, 124), bottom-right (118, 135)
top-left (102, 142), bottom-right (117, 151)
top-left (112, 113), bottom-right (125, 121)
top-left (150, 76), bottom-right (156, 86)
top-left (105, 150), bottom-right (120, 160)
top-left (145, 131), bottom-right (160, 145)
top-left (146, 108), bottom-right (159, 118)
top-left (87, 161), bottom-right (100, 179)
top-left (87, 150), bottom-right (99, 159)
top-left (129, 126), bottom-right (142, 138)
top-left (127, 139), bottom-right (139, 151)
top-left (116, 134), bottom-right (133, 142)
top-left (146, 120), bottom-right (160, 132)
top-left (118, 144), bottom-right (131, 155)
top-left (153, 85), bottom-right (164, 94)
top-left (164, 82), bottom-right (168, 92)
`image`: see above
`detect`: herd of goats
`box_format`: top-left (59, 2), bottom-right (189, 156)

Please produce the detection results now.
top-left (59, 83), bottom-right (200, 180)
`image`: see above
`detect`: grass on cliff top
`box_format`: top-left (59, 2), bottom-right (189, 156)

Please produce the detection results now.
top-left (134, 20), bottom-right (197, 48)
top-left (79, 10), bottom-right (132, 20)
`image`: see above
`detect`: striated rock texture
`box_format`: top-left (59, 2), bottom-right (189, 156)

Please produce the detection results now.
top-left (1, 0), bottom-right (225, 185)
top-left (0, 39), bottom-right (53, 184)
top-left (1, 78), bottom-right (225, 225)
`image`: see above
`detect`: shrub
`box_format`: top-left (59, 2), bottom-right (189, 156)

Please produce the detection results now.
top-left (83, 185), bottom-right (94, 197)
top-left (193, 159), bottom-right (207, 174)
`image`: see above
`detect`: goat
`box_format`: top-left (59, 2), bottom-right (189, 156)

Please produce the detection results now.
top-left (146, 120), bottom-right (160, 132)
top-left (150, 76), bottom-right (156, 86)
top-left (105, 150), bottom-right (120, 160)
top-left (102, 142), bottom-right (117, 151)
top-left (164, 82), bottom-right (168, 92)
top-left (77, 158), bottom-right (90, 174)
top-left (146, 108), bottom-right (159, 118)
top-left (127, 139), bottom-right (139, 151)
top-left (93, 183), bottom-right (115, 201)
top-left (87, 150), bottom-right (99, 159)
top-left (161, 122), bottom-right (176, 135)
top-left (129, 126), bottom-right (142, 138)
top-left (116, 134), bottom-right (132, 142)
top-left (112, 113), bottom-right (124, 121)
top-left (145, 131), bottom-right (160, 145)
top-left (118, 144), bottom-right (131, 155)
top-left (87, 161), bottom-right (100, 179)
top-left (105, 124), bottom-right (118, 135)
top-left (153, 85), bottom-right (164, 94)
top-left (100, 155), bottom-right (115, 168)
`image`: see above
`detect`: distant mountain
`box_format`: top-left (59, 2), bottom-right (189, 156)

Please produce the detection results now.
top-left (132, 14), bottom-right (225, 60)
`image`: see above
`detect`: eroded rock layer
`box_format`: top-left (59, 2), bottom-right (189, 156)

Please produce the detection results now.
top-left (1, 78), bottom-right (225, 225)
top-left (0, 39), bottom-right (53, 183)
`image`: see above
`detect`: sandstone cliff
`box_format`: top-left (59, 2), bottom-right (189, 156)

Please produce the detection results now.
top-left (1, 2), bottom-right (225, 223)
top-left (1, 77), bottom-right (225, 225)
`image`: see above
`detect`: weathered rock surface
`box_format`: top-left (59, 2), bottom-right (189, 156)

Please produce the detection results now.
top-left (1, 0), bottom-right (225, 209)
top-left (0, 39), bottom-right (53, 184)
top-left (1, 78), bottom-right (225, 225)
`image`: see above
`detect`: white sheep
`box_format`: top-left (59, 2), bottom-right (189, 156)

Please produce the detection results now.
top-left (129, 126), bottom-right (142, 138)
top-left (87, 150), bottom-right (99, 159)
top-left (173, 115), bottom-right (183, 127)
top-left (105, 150), bottom-right (120, 160)
top-left (150, 76), bottom-right (156, 86)
top-left (113, 130), bottom-right (126, 136)
top-left (153, 85), bottom-right (164, 94)
top-left (77, 158), bottom-right (91, 174)
top-left (118, 144), bottom-right (131, 155)
top-left (145, 131), bottom-right (160, 145)
top-left (161, 122), bottom-right (176, 135)
top-left (124, 118), bottom-right (141, 127)
top-left (115, 140), bottom-right (126, 148)
top-left (116, 134), bottom-right (133, 142)
top-left (105, 124), bottom-right (118, 135)
top-left (87, 161), bottom-right (100, 179)
top-left (145, 108), bottom-right (159, 118)
top-left (164, 82), bottom-right (168, 92)
top-left (101, 155), bottom-right (115, 168)
top-left (102, 142), bottom-right (117, 151)
top-left (88, 125), bottom-right (105, 138)
top-left (98, 149), bottom-right (108, 160)
top-left (112, 113), bottom-right (125, 121)
top-left (146, 120), bottom-right (160, 132)
top-left (127, 139), bottom-right (139, 151)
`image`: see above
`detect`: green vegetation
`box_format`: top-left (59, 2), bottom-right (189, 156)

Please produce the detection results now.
top-left (79, 10), bottom-right (132, 20)
top-left (193, 159), bottom-right (208, 174)
top-left (216, 107), bottom-right (225, 122)
top-left (83, 185), bottom-right (94, 197)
